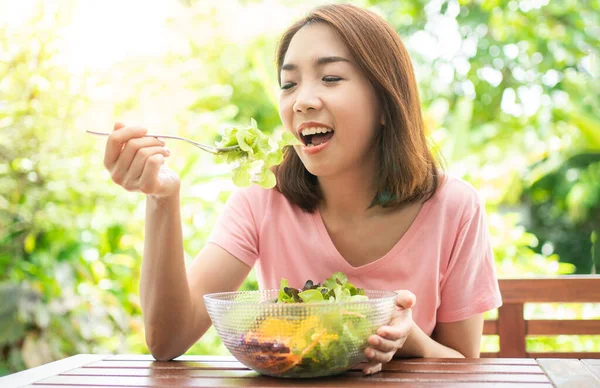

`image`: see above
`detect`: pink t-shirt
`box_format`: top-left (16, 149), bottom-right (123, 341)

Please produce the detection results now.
top-left (208, 176), bottom-right (502, 336)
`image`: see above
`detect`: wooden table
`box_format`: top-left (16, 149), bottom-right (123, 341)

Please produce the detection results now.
top-left (1, 355), bottom-right (599, 387)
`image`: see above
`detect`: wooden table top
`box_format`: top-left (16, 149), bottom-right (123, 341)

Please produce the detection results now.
top-left (0, 355), bottom-right (599, 388)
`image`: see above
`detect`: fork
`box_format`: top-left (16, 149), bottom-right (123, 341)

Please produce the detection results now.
top-left (85, 130), bottom-right (240, 154)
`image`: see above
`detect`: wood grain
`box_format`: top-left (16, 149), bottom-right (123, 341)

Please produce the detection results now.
top-left (33, 371), bottom-right (552, 386)
top-left (486, 276), bottom-right (600, 358)
top-left (12, 354), bottom-right (600, 387)
top-left (22, 356), bottom-right (553, 387)
top-left (582, 359), bottom-right (600, 380)
top-left (529, 352), bottom-right (600, 359)
top-left (498, 303), bottom-right (526, 357)
top-left (499, 276), bottom-right (600, 303)
top-left (537, 358), bottom-right (600, 388)
top-left (0, 354), bottom-right (106, 388)
top-left (527, 319), bottom-right (600, 335)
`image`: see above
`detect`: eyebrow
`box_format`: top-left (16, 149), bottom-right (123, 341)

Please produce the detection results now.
top-left (281, 56), bottom-right (351, 71)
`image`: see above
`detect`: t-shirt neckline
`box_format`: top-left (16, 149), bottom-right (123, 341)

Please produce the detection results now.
top-left (311, 198), bottom-right (434, 274)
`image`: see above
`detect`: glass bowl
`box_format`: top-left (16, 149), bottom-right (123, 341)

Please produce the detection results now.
top-left (203, 289), bottom-right (397, 378)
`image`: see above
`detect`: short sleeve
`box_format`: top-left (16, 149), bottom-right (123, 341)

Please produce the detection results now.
top-left (436, 201), bottom-right (502, 322)
top-left (207, 189), bottom-right (259, 268)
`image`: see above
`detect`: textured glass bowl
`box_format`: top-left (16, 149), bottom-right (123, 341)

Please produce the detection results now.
top-left (204, 289), bottom-right (397, 378)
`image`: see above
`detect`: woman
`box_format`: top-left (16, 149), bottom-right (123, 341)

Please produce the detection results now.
top-left (103, 4), bottom-right (502, 375)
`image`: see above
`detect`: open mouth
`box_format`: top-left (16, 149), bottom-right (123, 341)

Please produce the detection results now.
top-left (300, 127), bottom-right (334, 147)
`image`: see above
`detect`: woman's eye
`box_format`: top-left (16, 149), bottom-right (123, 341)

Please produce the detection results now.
top-left (281, 82), bottom-right (295, 90)
top-left (323, 76), bottom-right (342, 83)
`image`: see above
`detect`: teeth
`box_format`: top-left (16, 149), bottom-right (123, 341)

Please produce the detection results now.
top-left (301, 127), bottom-right (332, 136)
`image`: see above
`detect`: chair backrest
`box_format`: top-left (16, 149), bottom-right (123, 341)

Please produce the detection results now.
top-left (481, 276), bottom-right (600, 358)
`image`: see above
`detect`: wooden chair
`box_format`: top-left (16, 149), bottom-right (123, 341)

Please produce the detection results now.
top-left (481, 276), bottom-right (600, 358)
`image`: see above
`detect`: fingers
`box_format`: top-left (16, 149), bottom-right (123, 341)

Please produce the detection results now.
top-left (365, 346), bottom-right (394, 364)
top-left (361, 361), bottom-right (382, 375)
top-left (362, 294), bottom-right (416, 375)
top-left (103, 123), bottom-right (172, 194)
top-left (119, 146), bottom-right (168, 189)
top-left (394, 290), bottom-right (416, 309)
top-left (124, 144), bottom-right (169, 180)
top-left (111, 134), bottom-right (164, 173)
top-left (114, 139), bottom-right (168, 181)
top-left (389, 307), bottom-right (413, 329)
top-left (368, 333), bottom-right (403, 353)
top-left (136, 154), bottom-right (165, 194)
top-left (103, 125), bottom-right (148, 171)
top-left (364, 331), bottom-right (406, 366)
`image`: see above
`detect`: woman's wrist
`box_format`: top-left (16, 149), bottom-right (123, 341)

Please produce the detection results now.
top-left (396, 322), bottom-right (466, 359)
top-left (147, 189), bottom-right (180, 208)
top-left (395, 322), bottom-right (428, 358)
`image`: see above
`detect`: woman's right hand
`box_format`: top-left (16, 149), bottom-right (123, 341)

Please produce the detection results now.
top-left (104, 122), bottom-right (180, 198)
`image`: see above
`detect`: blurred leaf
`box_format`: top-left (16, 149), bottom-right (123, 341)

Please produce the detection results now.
top-left (24, 233), bottom-right (36, 254)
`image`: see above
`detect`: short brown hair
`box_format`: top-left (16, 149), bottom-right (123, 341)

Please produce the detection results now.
top-left (274, 4), bottom-right (442, 212)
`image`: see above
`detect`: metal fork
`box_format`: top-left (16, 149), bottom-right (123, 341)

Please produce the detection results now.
top-left (85, 130), bottom-right (240, 154)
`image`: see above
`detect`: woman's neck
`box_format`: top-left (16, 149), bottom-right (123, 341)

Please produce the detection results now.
top-left (317, 162), bottom-right (386, 221)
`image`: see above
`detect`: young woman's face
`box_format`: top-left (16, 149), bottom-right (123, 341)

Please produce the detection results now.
top-left (278, 23), bottom-right (382, 178)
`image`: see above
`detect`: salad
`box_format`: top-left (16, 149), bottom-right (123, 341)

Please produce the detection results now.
top-left (214, 119), bottom-right (301, 188)
top-left (235, 272), bottom-right (378, 377)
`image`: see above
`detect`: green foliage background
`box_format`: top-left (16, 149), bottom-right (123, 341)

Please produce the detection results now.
top-left (1, 0), bottom-right (598, 375)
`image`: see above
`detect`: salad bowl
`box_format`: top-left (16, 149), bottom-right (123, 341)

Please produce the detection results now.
top-left (204, 276), bottom-right (396, 378)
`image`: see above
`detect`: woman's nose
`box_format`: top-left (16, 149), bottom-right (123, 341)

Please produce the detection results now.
top-left (293, 87), bottom-right (322, 113)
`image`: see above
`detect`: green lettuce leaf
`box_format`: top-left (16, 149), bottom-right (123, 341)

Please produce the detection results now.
top-left (214, 119), bottom-right (302, 189)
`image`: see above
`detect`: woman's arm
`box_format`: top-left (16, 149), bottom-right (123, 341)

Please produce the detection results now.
top-left (397, 314), bottom-right (484, 358)
top-left (140, 193), bottom-right (190, 360)
top-left (104, 123), bottom-right (253, 361)
top-left (141, 194), bottom-right (252, 361)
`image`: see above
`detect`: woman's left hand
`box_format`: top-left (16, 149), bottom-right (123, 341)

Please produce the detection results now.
top-left (362, 290), bottom-right (416, 375)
